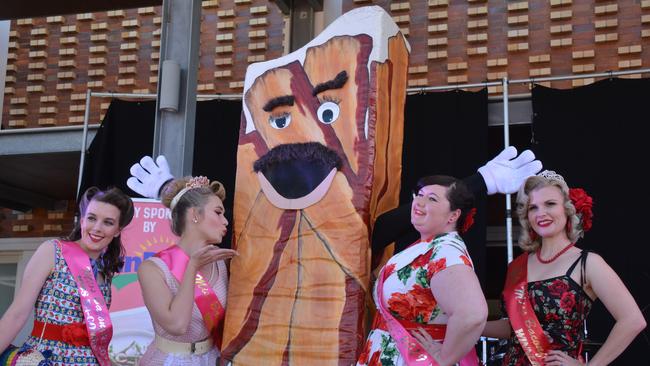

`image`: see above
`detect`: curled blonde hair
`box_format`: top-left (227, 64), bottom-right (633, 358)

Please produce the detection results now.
top-left (516, 174), bottom-right (582, 252)
top-left (160, 176), bottom-right (226, 236)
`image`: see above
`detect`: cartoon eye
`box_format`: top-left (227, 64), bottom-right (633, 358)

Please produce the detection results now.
top-left (317, 101), bottom-right (340, 124)
top-left (269, 113), bottom-right (291, 129)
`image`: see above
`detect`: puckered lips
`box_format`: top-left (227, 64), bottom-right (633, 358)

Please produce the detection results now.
top-left (253, 142), bottom-right (342, 210)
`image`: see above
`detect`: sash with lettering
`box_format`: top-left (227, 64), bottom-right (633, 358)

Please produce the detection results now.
top-left (375, 233), bottom-right (478, 366)
top-left (155, 245), bottom-right (226, 348)
top-left (59, 240), bottom-right (113, 366)
top-left (503, 253), bottom-right (551, 366)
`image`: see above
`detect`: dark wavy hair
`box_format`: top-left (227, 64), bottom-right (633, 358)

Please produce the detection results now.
top-left (414, 175), bottom-right (475, 233)
top-left (63, 187), bottom-right (134, 281)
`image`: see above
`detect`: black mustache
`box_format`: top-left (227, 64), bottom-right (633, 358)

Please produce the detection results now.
top-left (253, 142), bottom-right (342, 173)
top-left (253, 142), bottom-right (342, 199)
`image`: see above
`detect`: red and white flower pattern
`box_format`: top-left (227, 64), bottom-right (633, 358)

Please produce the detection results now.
top-left (357, 232), bottom-right (473, 366)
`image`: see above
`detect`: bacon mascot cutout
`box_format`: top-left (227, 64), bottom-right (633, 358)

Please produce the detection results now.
top-left (221, 6), bottom-right (410, 365)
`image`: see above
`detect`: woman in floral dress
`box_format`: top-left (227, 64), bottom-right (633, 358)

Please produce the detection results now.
top-left (0, 187), bottom-right (134, 365)
top-left (483, 171), bottom-right (645, 365)
top-left (358, 175), bottom-right (487, 366)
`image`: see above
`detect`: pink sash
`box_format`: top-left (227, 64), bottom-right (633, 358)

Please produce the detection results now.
top-left (376, 263), bottom-right (478, 366)
top-left (503, 253), bottom-right (551, 366)
top-left (59, 241), bottom-right (112, 366)
top-left (155, 245), bottom-right (226, 348)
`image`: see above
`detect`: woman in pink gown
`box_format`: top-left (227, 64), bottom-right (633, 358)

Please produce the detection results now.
top-left (138, 176), bottom-right (237, 365)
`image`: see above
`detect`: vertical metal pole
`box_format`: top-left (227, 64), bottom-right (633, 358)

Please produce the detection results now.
top-left (152, 0), bottom-right (201, 177)
top-left (77, 89), bottom-right (93, 196)
top-left (0, 21), bottom-right (10, 131)
top-left (503, 77), bottom-right (514, 264)
top-left (481, 338), bottom-right (488, 365)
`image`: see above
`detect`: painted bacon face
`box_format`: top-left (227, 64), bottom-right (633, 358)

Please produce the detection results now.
top-left (222, 6), bottom-right (410, 365)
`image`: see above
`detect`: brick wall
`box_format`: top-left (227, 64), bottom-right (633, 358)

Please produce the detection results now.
top-left (2, 0), bottom-right (286, 129)
top-left (345, 0), bottom-right (650, 94)
top-left (3, 0), bottom-right (650, 237)
top-left (0, 203), bottom-right (76, 239)
top-left (5, 0), bottom-right (650, 130)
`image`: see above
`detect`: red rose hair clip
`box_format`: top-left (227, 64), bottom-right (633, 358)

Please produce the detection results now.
top-left (569, 188), bottom-right (593, 232)
top-left (460, 207), bottom-right (477, 234)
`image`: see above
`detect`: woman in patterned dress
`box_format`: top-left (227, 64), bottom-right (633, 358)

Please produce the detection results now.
top-left (0, 187), bottom-right (134, 365)
top-left (137, 176), bottom-right (237, 365)
top-left (483, 171), bottom-right (646, 365)
top-left (357, 175), bottom-right (488, 366)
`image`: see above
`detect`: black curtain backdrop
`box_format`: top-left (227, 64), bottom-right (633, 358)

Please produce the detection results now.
top-left (401, 90), bottom-right (489, 287)
top-left (80, 99), bottom-right (242, 247)
top-left (532, 78), bottom-right (650, 364)
top-left (79, 99), bottom-right (156, 198)
top-left (81, 93), bottom-right (490, 283)
top-left (191, 99), bottom-right (241, 247)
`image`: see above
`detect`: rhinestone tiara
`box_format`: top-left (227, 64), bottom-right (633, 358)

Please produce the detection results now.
top-left (537, 170), bottom-right (565, 183)
top-left (170, 176), bottom-right (210, 210)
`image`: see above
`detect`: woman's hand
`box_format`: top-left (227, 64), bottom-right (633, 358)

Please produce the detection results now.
top-left (544, 350), bottom-right (584, 366)
top-left (412, 328), bottom-right (443, 364)
top-left (429, 265), bottom-right (488, 365)
top-left (189, 246), bottom-right (238, 269)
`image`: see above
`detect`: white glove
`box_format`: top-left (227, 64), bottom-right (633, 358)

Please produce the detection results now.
top-left (477, 146), bottom-right (542, 195)
top-left (126, 155), bottom-right (175, 198)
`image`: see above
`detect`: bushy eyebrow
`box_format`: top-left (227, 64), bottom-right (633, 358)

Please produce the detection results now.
top-left (263, 95), bottom-right (295, 112)
top-left (312, 71), bottom-right (348, 96)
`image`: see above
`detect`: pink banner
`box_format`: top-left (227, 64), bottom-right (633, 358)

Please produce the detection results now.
top-left (110, 199), bottom-right (179, 312)
top-left (155, 245), bottom-right (226, 348)
top-left (376, 265), bottom-right (440, 366)
top-left (109, 199), bottom-right (179, 363)
top-left (376, 261), bottom-right (479, 366)
top-left (61, 240), bottom-right (113, 366)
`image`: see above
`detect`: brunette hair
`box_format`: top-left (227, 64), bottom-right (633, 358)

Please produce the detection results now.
top-left (64, 187), bottom-right (134, 280)
top-left (160, 177), bottom-right (226, 236)
top-left (414, 175), bottom-right (475, 232)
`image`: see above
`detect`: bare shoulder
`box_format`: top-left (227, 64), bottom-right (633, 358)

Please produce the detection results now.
top-left (18, 240), bottom-right (57, 288)
top-left (584, 251), bottom-right (619, 288)
top-left (30, 240), bottom-right (57, 268)
top-left (137, 258), bottom-right (164, 280)
top-left (37, 239), bottom-right (57, 254)
top-left (431, 261), bottom-right (477, 284)
top-left (584, 251), bottom-right (608, 270)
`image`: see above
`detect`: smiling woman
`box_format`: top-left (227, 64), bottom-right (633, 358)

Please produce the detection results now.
top-left (482, 171), bottom-right (646, 366)
top-left (0, 186), bottom-right (134, 366)
top-left (358, 175), bottom-right (487, 366)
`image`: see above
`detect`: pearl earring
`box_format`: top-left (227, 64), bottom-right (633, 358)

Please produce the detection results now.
top-left (193, 218), bottom-right (198, 223)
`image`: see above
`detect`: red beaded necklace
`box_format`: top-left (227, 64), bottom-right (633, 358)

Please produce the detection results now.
top-left (536, 242), bottom-right (575, 264)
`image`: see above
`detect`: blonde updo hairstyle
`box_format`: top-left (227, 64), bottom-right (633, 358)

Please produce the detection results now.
top-left (516, 174), bottom-right (582, 252)
top-left (160, 177), bottom-right (226, 236)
